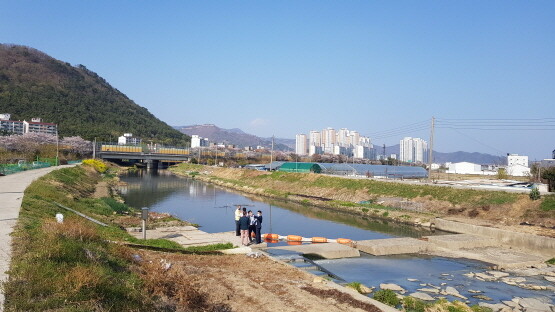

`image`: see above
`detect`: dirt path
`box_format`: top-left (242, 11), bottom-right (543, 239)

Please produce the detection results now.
top-left (92, 181), bottom-right (110, 198)
top-left (134, 250), bottom-right (390, 312)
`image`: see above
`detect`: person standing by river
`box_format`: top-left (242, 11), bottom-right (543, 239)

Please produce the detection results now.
top-left (234, 205), bottom-right (242, 236)
top-left (239, 211), bottom-right (250, 246)
top-left (248, 210), bottom-right (256, 243)
top-left (254, 210), bottom-right (263, 244)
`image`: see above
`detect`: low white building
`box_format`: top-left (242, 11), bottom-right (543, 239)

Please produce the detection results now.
top-left (118, 133), bottom-right (140, 145)
top-left (506, 154), bottom-right (530, 177)
top-left (446, 162), bottom-right (483, 175)
top-left (191, 135), bottom-right (209, 148)
top-left (506, 164), bottom-right (531, 177)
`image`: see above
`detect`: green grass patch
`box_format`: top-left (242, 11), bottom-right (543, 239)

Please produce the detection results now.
top-left (3, 165), bottom-right (174, 310)
top-left (540, 195), bottom-right (555, 211)
top-left (182, 242), bottom-right (234, 252)
top-left (547, 258), bottom-right (555, 265)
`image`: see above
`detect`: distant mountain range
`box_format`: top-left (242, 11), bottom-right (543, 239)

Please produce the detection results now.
top-left (176, 124), bottom-right (504, 164)
top-left (175, 124), bottom-right (294, 151)
top-left (382, 144), bottom-right (505, 165)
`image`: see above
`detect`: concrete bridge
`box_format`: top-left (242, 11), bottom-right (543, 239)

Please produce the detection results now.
top-left (97, 144), bottom-right (190, 169)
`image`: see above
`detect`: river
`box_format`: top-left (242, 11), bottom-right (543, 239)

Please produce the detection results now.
top-left (117, 170), bottom-right (554, 307)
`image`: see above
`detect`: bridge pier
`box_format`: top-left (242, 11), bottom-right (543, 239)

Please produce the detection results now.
top-left (145, 159), bottom-right (159, 170)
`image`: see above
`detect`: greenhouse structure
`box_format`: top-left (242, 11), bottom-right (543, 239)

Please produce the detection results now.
top-left (278, 162), bottom-right (322, 173)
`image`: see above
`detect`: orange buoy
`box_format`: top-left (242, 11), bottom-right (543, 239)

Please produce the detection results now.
top-left (265, 239), bottom-right (279, 244)
top-left (263, 233), bottom-right (279, 240)
top-left (287, 235), bottom-right (303, 242)
top-left (336, 238), bottom-right (352, 245)
top-left (250, 232), bottom-right (256, 238)
top-left (312, 237), bottom-right (327, 243)
top-left (287, 241), bottom-right (302, 245)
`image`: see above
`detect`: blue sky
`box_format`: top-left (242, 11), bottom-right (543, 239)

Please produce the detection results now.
top-left (1, 1), bottom-right (554, 159)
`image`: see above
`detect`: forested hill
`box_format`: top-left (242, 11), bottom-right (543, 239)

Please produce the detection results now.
top-left (0, 44), bottom-right (189, 145)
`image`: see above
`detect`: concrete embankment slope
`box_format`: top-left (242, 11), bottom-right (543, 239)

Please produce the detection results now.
top-left (434, 218), bottom-right (555, 257)
top-left (0, 165), bottom-right (76, 311)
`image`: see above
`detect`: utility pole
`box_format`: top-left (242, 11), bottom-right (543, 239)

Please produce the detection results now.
top-left (382, 144), bottom-right (386, 162)
top-left (56, 128), bottom-right (59, 166)
top-left (428, 116), bottom-right (435, 180)
top-left (92, 137), bottom-right (96, 159)
top-left (270, 135), bottom-right (274, 170)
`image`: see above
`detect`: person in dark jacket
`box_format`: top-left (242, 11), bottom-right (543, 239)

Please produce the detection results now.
top-left (254, 210), bottom-right (263, 244)
top-left (239, 211), bottom-right (250, 246)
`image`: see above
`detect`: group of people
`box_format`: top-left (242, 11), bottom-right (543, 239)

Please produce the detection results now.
top-left (234, 206), bottom-right (263, 246)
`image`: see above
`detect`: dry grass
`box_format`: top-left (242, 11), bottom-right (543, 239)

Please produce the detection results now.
top-left (42, 217), bottom-right (102, 242)
top-left (132, 250), bottom-right (375, 312)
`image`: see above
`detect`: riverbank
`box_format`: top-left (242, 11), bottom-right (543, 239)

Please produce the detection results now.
top-left (169, 164), bottom-right (555, 238)
top-left (0, 164), bottom-right (78, 310)
top-left (2, 163), bottom-right (400, 311)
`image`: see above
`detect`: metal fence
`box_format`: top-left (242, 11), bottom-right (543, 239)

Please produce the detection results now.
top-left (0, 161), bottom-right (51, 176)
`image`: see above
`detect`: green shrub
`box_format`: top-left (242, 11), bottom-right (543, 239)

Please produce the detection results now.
top-left (361, 208), bottom-right (369, 213)
top-left (373, 289), bottom-right (400, 307)
top-left (402, 296), bottom-right (428, 312)
top-left (497, 168), bottom-right (508, 180)
top-left (547, 258), bottom-right (555, 265)
top-left (529, 187), bottom-right (541, 200)
top-left (382, 211), bottom-right (389, 217)
top-left (346, 282), bottom-right (363, 294)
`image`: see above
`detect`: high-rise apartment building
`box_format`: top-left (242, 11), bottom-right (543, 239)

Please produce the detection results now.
top-left (309, 130), bottom-right (321, 147)
top-left (321, 127), bottom-right (336, 148)
top-left (300, 127), bottom-right (375, 159)
top-left (295, 134), bottom-right (308, 155)
top-left (399, 137), bottom-right (428, 163)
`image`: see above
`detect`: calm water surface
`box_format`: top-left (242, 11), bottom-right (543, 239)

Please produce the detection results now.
top-left (118, 170), bottom-right (438, 240)
top-left (118, 170), bottom-right (553, 306)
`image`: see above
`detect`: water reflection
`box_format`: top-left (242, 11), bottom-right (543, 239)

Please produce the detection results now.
top-left (117, 170), bottom-right (441, 240)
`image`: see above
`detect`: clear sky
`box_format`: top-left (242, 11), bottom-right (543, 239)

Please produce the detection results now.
top-left (1, 1), bottom-right (554, 159)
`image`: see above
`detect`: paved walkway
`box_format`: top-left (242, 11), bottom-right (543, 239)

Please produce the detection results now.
top-left (0, 165), bottom-right (75, 311)
top-left (127, 225), bottom-right (267, 249)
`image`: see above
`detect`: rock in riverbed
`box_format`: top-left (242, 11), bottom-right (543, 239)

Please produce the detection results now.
top-left (410, 292), bottom-right (435, 301)
top-left (444, 286), bottom-right (467, 300)
top-left (380, 283), bottom-right (406, 293)
top-left (473, 294), bottom-right (493, 301)
top-left (417, 288), bottom-right (440, 294)
top-left (518, 297), bottom-right (554, 311)
top-left (478, 302), bottom-right (510, 312)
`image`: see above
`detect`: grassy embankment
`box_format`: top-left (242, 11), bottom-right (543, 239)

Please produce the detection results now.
top-left (3, 163), bottom-right (230, 310)
top-left (170, 163), bottom-right (554, 226)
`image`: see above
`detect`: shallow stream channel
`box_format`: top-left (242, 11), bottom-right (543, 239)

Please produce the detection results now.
top-left (118, 170), bottom-right (554, 308)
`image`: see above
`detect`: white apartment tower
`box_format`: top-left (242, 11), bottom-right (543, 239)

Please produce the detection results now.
top-left (295, 134), bottom-right (308, 155)
top-left (321, 127), bottom-right (336, 148)
top-left (309, 130), bottom-right (321, 147)
top-left (400, 137), bottom-right (428, 163)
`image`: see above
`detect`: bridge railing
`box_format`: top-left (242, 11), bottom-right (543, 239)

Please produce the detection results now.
top-left (96, 142), bottom-right (191, 156)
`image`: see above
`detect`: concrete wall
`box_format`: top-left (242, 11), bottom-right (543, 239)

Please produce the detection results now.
top-left (434, 218), bottom-right (555, 257)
